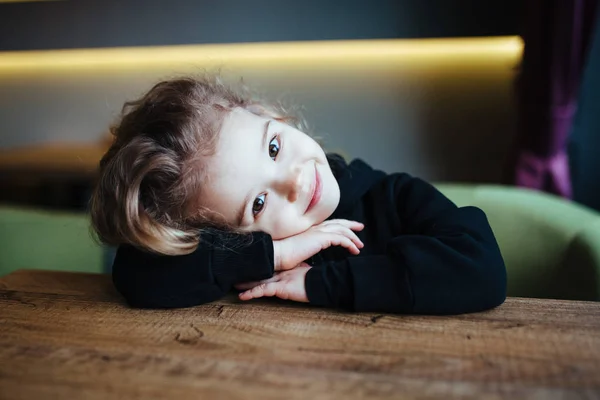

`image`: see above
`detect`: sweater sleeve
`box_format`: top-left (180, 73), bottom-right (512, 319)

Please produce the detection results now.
top-left (112, 231), bottom-right (274, 308)
top-left (305, 174), bottom-right (507, 315)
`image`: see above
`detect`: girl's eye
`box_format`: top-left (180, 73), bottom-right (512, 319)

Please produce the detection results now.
top-left (252, 194), bottom-right (266, 216)
top-left (268, 136), bottom-right (280, 160)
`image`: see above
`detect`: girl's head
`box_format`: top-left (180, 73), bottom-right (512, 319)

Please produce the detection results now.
top-left (90, 75), bottom-right (340, 255)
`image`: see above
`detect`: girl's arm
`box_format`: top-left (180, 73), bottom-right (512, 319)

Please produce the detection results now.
top-left (111, 231), bottom-right (274, 308)
top-left (305, 174), bottom-right (507, 315)
top-left (112, 220), bottom-right (363, 308)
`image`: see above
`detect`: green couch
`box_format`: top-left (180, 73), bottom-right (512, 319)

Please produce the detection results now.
top-left (0, 206), bottom-right (104, 277)
top-left (1, 183), bottom-right (599, 301)
top-left (436, 184), bottom-right (600, 301)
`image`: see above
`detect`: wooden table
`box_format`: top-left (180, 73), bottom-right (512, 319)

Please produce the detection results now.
top-left (1, 270), bottom-right (599, 400)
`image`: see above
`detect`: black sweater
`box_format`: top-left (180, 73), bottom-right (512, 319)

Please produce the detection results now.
top-left (112, 155), bottom-right (507, 314)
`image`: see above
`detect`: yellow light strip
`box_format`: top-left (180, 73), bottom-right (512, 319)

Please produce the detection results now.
top-left (0, 36), bottom-right (523, 74)
top-left (0, 0), bottom-right (63, 3)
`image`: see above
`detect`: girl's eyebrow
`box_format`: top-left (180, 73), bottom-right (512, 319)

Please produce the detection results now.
top-left (261, 120), bottom-right (272, 150)
top-left (235, 119), bottom-right (272, 227)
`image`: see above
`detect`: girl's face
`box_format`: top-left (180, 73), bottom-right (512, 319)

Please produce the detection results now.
top-left (200, 108), bottom-right (340, 239)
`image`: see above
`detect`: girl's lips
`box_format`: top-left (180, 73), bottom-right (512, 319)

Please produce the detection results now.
top-left (306, 164), bottom-right (322, 213)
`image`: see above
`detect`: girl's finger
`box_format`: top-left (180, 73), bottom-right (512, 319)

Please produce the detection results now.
top-left (323, 225), bottom-right (364, 249)
top-left (338, 226), bottom-right (364, 248)
top-left (322, 219), bottom-right (364, 231)
top-left (239, 282), bottom-right (280, 301)
top-left (319, 221), bottom-right (364, 237)
top-left (343, 238), bottom-right (361, 255)
top-left (329, 234), bottom-right (360, 255)
top-left (234, 274), bottom-right (280, 290)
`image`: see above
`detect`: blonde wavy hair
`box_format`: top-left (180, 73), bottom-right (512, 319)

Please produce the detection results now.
top-left (90, 75), bottom-right (304, 255)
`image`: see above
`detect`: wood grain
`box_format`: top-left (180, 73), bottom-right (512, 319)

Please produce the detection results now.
top-left (1, 270), bottom-right (599, 400)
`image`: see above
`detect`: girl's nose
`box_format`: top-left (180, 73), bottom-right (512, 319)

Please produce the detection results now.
top-left (275, 166), bottom-right (303, 202)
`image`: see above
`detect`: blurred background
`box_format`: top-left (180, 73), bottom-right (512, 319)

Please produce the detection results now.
top-left (0, 0), bottom-right (599, 301)
top-left (0, 1), bottom-right (526, 186)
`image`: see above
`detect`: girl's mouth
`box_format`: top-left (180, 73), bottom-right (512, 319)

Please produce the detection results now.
top-left (306, 164), bottom-right (322, 213)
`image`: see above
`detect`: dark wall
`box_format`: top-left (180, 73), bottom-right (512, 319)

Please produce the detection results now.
top-left (570, 6), bottom-right (600, 211)
top-left (0, 0), bottom-right (521, 51)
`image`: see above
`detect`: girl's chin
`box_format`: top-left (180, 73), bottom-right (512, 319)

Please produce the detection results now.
top-left (312, 214), bottom-right (330, 226)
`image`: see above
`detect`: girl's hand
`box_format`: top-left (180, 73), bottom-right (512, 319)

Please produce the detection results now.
top-left (235, 263), bottom-right (311, 302)
top-left (273, 219), bottom-right (364, 271)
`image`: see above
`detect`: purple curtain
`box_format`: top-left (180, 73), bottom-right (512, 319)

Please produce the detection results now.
top-left (511, 0), bottom-right (598, 198)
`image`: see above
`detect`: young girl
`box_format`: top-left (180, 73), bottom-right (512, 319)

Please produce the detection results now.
top-left (90, 75), bottom-right (507, 315)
